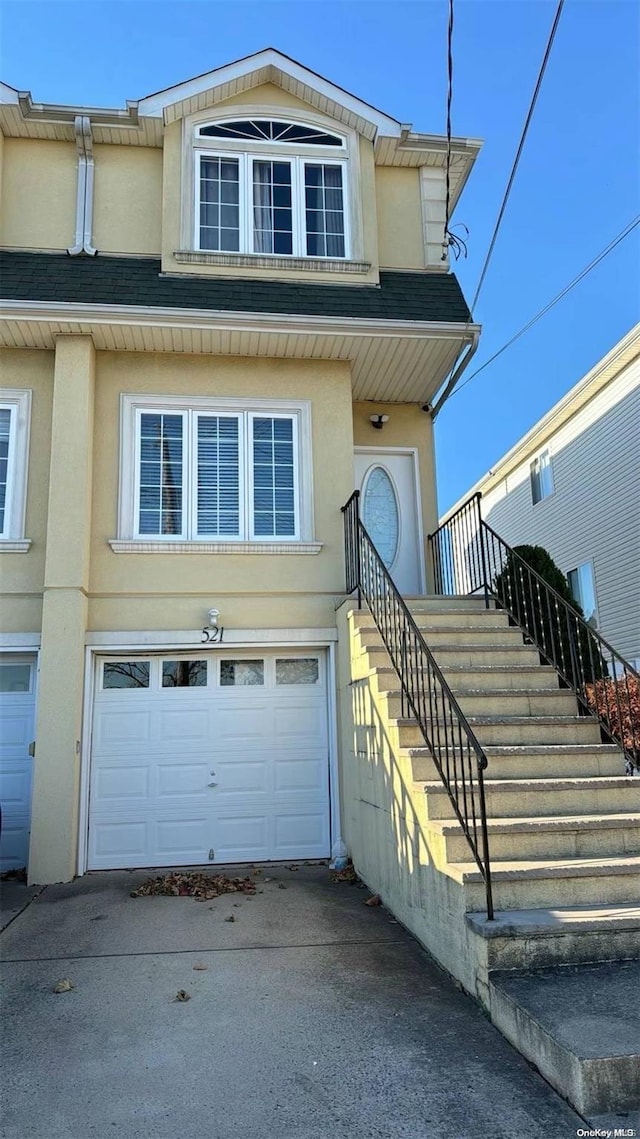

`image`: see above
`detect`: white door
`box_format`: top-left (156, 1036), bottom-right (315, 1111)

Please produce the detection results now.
top-left (0, 655), bottom-right (36, 872)
top-left (354, 449), bottom-right (424, 595)
top-left (88, 651), bottom-right (329, 870)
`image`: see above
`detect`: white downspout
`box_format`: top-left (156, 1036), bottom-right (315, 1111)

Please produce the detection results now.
top-left (67, 115), bottom-right (97, 256)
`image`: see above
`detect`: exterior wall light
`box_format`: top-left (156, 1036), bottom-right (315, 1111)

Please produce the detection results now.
top-left (202, 608), bottom-right (224, 643)
top-left (369, 414), bottom-right (389, 430)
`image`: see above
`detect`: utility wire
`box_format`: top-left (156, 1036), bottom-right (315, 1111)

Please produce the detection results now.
top-left (470, 0), bottom-right (565, 313)
top-left (449, 215), bottom-right (640, 400)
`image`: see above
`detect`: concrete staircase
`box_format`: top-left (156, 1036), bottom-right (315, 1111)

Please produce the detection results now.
top-left (341, 596), bottom-right (640, 1115)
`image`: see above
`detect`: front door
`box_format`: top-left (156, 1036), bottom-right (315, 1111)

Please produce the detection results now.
top-left (354, 449), bottom-right (424, 595)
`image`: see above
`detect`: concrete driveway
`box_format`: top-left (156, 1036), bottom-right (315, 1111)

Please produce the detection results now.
top-left (1, 864), bottom-right (582, 1139)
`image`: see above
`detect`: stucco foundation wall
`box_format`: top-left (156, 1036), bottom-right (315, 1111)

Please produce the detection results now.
top-left (0, 348), bottom-right (53, 631)
top-left (336, 603), bottom-right (489, 1003)
top-left (88, 351), bottom-right (354, 633)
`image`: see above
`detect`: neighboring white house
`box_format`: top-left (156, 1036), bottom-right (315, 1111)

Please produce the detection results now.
top-left (442, 324), bottom-right (640, 667)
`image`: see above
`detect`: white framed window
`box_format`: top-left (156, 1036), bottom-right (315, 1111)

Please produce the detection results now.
top-left (0, 389), bottom-right (31, 545)
top-left (193, 117), bottom-right (350, 260)
top-left (117, 395), bottom-right (314, 545)
top-left (568, 561), bottom-right (598, 626)
top-left (530, 449), bottom-right (554, 505)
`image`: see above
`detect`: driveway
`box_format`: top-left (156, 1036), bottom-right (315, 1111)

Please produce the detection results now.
top-left (1, 864), bottom-right (582, 1139)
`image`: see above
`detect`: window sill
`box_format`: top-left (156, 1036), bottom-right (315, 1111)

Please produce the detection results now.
top-left (0, 539), bottom-right (32, 553)
top-left (172, 251), bottom-right (371, 275)
top-left (109, 539), bottom-right (323, 555)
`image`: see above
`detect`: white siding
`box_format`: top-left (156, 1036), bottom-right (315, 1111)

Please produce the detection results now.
top-left (481, 358), bottom-right (640, 663)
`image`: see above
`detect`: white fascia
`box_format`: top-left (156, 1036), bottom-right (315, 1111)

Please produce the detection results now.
top-left (1, 299), bottom-right (481, 343)
top-left (136, 48), bottom-right (402, 136)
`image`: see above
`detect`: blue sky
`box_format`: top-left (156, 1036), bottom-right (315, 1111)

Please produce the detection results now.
top-left (2, 0), bottom-right (638, 513)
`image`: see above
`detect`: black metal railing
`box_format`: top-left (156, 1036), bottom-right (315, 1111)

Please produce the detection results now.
top-left (429, 493), bottom-right (640, 773)
top-left (342, 492), bottom-right (494, 919)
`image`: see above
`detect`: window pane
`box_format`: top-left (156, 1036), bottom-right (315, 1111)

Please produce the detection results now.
top-left (253, 160), bottom-right (292, 255)
top-left (103, 662), bottom-right (150, 689)
top-left (200, 120), bottom-right (343, 146)
top-left (0, 408), bottom-right (11, 533)
top-left (0, 664), bottom-right (31, 692)
top-left (200, 157), bottom-right (240, 251)
top-left (252, 417), bottom-right (296, 537)
top-left (304, 165), bottom-right (345, 258)
top-left (162, 660), bottom-right (207, 687)
top-left (138, 413), bottom-right (183, 535)
top-left (220, 660), bottom-right (264, 686)
top-left (530, 450), bottom-right (553, 504)
top-left (275, 658), bottom-right (319, 686)
top-left (197, 416), bottom-right (240, 536)
top-left (568, 563), bottom-right (598, 625)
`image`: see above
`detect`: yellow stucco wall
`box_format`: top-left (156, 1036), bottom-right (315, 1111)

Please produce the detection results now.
top-left (88, 351), bottom-right (355, 632)
top-left (375, 167), bottom-right (424, 270)
top-left (1, 138), bottom-right (76, 250)
top-left (93, 144), bottom-right (162, 255)
top-left (0, 348), bottom-right (53, 630)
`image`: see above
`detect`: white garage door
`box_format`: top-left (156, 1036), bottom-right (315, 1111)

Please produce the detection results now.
top-left (0, 655), bottom-right (36, 872)
top-left (88, 651), bottom-right (330, 870)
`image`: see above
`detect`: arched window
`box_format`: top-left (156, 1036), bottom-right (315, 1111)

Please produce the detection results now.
top-left (194, 118), bottom-right (349, 259)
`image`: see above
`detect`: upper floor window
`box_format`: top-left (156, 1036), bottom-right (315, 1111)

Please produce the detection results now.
top-left (0, 389), bottom-right (31, 543)
top-left (194, 118), bottom-right (349, 259)
top-left (530, 449), bottom-right (553, 505)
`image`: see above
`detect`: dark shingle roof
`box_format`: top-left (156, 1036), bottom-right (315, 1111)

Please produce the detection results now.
top-left (0, 251), bottom-right (471, 324)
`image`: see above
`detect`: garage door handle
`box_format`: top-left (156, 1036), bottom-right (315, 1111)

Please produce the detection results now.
top-left (207, 781), bottom-right (218, 788)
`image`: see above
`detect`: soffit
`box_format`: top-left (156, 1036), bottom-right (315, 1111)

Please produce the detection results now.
top-left (0, 307), bottom-right (471, 407)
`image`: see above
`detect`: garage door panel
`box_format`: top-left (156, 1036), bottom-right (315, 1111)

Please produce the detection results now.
top-left (156, 817), bottom-right (210, 858)
top-left (159, 708), bottom-right (210, 742)
top-left (91, 820), bottom-right (148, 861)
top-left (95, 709), bottom-right (153, 746)
top-left (214, 758), bottom-right (268, 794)
top-left (274, 755), bottom-right (327, 793)
top-left (213, 814), bottom-right (269, 860)
top-left (0, 660), bottom-right (36, 872)
top-left (213, 705), bottom-right (269, 741)
top-left (93, 764), bottom-right (150, 801)
top-left (0, 766), bottom-right (32, 806)
top-left (274, 812), bottom-right (328, 854)
top-left (157, 762), bottom-right (211, 798)
top-left (274, 703), bottom-right (326, 739)
top-left (0, 710), bottom-right (32, 747)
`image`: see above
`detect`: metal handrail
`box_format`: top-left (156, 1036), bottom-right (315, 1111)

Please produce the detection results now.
top-left (342, 491), bottom-right (494, 920)
top-left (428, 494), bottom-right (640, 773)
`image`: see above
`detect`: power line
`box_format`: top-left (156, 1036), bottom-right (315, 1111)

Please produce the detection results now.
top-left (449, 215), bottom-right (640, 400)
top-left (470, 0), bottom-right (565, 313)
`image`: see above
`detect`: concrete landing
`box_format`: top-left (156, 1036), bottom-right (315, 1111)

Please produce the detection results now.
top-left (489, 960), bottom-right (640, 1116)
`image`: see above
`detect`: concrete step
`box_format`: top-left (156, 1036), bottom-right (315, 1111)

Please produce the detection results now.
top-left (380, 687), bottom-right (577, 720)
top-left (452, 854), bottom-right (640, 909)
top-left (404, 743), bottom-right (626, 781)
top-left (428, 812), bottom-right (640, 861)
top-left (405, 596), bottom-right (495, 612)
top-left (488, 962), bottom-right (640, 1115)
top-left (421, 775), bottom-right (640, 821)
top-left (368, 662), bottom-right (561, 694)
top-left (390, 714), bottom-right (602, 748)
top-left (466, 903), bottom-right (640, 971)
top-left (356, 625), bottom-right (526, 649)
top-left (356, 609), bottom-right (511, 631)
top-left (358, 642), bottom-right (543, 669)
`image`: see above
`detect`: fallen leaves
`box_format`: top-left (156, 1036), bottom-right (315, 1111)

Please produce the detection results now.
top-left (53, 979), bottom-right (74, 994)
top-left (224, 914), bottom-right (236, 923)
top-left (192, 963), bottom-right (208, 971)
top-left (130, 871), bottom-right (257, 902)
top-left (330, 864), bottom-right (360, 885)
top-left (174, 989), bottom-right (191, 1002)
top-left (364, 894), bottom-right (382, 907)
